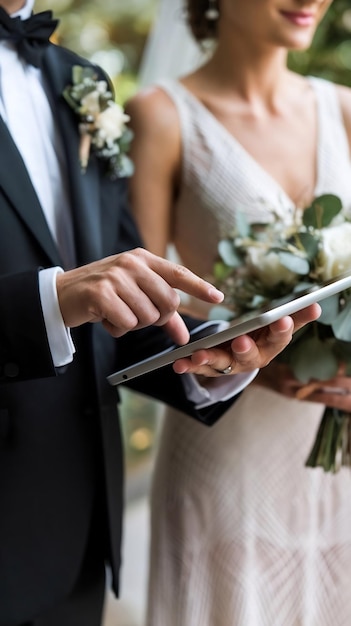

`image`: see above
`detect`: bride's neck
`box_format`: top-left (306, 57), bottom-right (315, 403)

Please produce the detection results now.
top-left (204, 41), bottom-right (289, 104)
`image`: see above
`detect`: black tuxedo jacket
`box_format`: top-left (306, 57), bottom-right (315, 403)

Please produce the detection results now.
top-left (0, 44), bottom-right (235, 624)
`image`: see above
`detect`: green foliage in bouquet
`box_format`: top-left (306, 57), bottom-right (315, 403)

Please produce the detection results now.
top-left (211, 194), bottom-right (351, 473)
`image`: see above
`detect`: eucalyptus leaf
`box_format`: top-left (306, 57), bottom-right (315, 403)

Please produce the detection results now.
top-left (78, 84), bottom-right (97, 100)
top-left (80, 66), bottom-right (96, 82)
top-left (293, 231), bottom-right (319, 261)
top-left (303, 194), bottom-right (343, 229)
top-left (62, 89), bottom-right (79, 112)
top-left (318, 294), bottom-right (340, 324)
top-left (235, 210), bottom-right (251, 238)
top-left (332, 298), bottom-right (351, 342)
top-left (208, 306), bottom-right (235, 322)
top-left (293, 281), bottom-right (314, 293)
top-left (289, 335), bottom-right (339, 383)
top-left (251, 294), bottom-right (267, 308)
top-left (119, 128), bottom-right (134, 149)
top-left (72, 65), bottom-right (84, 84)
top-left (218, 240), bottom-right (243, 268)
top-left (276, 250), bottom-right (310, 275)
top-left (118, 154), bottom-right (135, 178)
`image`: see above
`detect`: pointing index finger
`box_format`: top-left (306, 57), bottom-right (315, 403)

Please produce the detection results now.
top-left (151, 257), bottom-right (224, 304)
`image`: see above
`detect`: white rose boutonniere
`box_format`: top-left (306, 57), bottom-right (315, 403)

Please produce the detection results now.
top-left (63, 65), bottom-right (134, 180)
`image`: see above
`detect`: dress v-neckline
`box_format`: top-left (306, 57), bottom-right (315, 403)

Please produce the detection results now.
top-left (172, 77), bottom-right (322, 209)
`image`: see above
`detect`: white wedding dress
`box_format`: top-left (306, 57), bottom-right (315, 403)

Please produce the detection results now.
top-left (146, 77), bottom-right (351, 626)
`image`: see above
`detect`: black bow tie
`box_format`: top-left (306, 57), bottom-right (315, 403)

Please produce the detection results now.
top-left (0, 8), bottom-right (59, 68)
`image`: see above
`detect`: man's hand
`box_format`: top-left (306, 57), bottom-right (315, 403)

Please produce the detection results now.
top-left (56, 248), bottom-right (224, 343)
top-left (55, 250), bottom-right (320, 379)
top-left (172, 304), bottom-right (321, 376)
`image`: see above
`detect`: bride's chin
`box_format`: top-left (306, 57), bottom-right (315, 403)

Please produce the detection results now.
top-left (280, 26), bottom-right (318, 51)
top-left (277, 32), bottom-right (316, 51)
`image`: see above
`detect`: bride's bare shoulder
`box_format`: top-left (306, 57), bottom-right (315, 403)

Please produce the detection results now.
top-left (125, 85), bottom-right (179, 137)
top-left (125, 86), bottom-right (182, 173)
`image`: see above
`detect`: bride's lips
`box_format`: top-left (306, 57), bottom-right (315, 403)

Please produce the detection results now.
top-left (280, 10), bottom-right (315, 26)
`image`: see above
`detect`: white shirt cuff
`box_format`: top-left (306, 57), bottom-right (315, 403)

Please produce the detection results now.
top-left (182, 369), bottom-right (258, 410)
top-left (38, 267), bottom-right (76, 367)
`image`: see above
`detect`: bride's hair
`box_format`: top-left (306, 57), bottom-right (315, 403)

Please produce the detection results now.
top-left (186, 0), bottom-right (219, 42)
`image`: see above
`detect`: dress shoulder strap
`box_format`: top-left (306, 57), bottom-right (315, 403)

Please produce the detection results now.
top-left (308, 76), bottom-right (351, 207)
top-left (309, 76), bottom-right (350, 160)
top-left (152, 78), bottom-right (208, 186)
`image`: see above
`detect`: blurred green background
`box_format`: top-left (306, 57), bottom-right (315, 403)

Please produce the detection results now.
top-left (35, 0), bottom-right (351, 98)
top-left (34, 0), bottom-right (159, 103)
top-left (33, 0), bottom-right (351, 468)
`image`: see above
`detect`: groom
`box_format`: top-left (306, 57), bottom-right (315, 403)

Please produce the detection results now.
top-left (0, 1), bottom-right (319, 625)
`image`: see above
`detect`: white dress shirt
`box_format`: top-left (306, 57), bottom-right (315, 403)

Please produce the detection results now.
top-left (0, 0), bottom-right (76, 366)
top-left (0, 0), bottom-right (257, 404)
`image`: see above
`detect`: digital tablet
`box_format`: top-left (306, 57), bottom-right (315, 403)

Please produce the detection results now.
top-left (107, 273), bottom-right (351, 386)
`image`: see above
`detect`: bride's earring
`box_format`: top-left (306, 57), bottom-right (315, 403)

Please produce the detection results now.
top-left (205, 0), bottom-right (219, 21)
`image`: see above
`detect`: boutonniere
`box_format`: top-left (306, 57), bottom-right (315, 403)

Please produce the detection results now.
top-left (63, 65), bottom-right (134, 180)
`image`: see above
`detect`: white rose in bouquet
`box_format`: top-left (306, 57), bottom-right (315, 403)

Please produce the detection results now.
top-left (246, 246), bottom-right (298, 288)
top-left (319, 222), bottom-right (351, 280)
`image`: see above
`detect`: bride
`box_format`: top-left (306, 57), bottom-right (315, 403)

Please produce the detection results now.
top-left (128, 0), bottom-right (351, 624)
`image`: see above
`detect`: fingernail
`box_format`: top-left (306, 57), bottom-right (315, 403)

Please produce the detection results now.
top-left (208, 287), bottom-right (224, 301)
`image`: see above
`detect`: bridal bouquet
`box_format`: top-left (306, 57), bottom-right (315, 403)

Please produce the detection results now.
top-left (211, 194), bottom-right (351, 473)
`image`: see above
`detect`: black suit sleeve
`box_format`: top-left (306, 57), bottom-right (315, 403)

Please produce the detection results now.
top-left (115, 324), bottom-right (240, 426)
top-left (0, 270), bottom-right (56, 383)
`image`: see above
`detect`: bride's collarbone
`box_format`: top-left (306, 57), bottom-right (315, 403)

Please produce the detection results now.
top-left (188, 88), bottom-right (318, 206)
top-left (219, 118), bottom-right (317, 207)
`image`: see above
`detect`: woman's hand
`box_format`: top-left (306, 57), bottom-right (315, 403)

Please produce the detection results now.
top-left (256, 359), bottom-right (351, 411)
top-left (293, 364), bottom-right (351, 411)
top-left (173, 305), bottom-right (321, 377)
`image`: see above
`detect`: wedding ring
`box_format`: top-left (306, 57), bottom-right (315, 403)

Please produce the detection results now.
top-left (214, 364), bottom-right (233, 375)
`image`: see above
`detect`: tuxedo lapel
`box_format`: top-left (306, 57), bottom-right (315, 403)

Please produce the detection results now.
top-left (0, 117), bottom-right (62, 266)
top-left (42, 48), bottom-right (103, 265)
